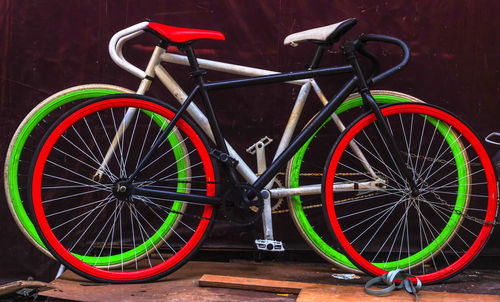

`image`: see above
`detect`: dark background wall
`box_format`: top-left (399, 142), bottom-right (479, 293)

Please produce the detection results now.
top-left (0, 1), bottom-right (498, 281)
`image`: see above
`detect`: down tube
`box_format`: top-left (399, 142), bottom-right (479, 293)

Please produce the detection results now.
top-left (253, 77), bottom-right (358, 190)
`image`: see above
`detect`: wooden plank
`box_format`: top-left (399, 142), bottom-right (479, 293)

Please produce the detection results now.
top-left (199, 274), bottom-right (305, 294)
top-left (298, 286), bottom-right (500, 302)
top-left (0, 280), bottom-right (53, 296)
top-left (199, 274), bottom-right (500, 302)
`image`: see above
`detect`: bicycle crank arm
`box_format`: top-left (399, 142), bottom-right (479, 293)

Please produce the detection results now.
top-left (269, 180), bottom-right (386, 198)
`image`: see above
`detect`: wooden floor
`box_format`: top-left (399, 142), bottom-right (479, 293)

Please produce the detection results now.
top-left (37, 260), bottom-right (500, 301)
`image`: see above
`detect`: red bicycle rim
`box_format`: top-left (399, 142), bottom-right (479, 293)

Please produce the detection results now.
top-left (31, 98), bottom-right (215, 281)
top-left (325, 103), bottom-right (497, 283)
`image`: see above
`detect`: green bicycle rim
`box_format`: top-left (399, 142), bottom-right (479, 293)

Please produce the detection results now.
top-left (8, 89), bottom-right (186, 265)
top-left (289, 94), bottom-right (468, 269)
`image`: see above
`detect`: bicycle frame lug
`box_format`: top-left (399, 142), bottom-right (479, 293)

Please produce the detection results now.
top-left (189, 69), bottom-right (207, 78)
top-left (92, 170), bottom-right (104, 183)
top-left (375, 179), bottom-right (387, 189)
top-left (341, 40), bottom-right (357, 60)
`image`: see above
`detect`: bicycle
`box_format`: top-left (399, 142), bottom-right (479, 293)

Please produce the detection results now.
top-left (18, 19), bottom-right (500, 283)
top-left (4, 20), bottom-right (429, 271)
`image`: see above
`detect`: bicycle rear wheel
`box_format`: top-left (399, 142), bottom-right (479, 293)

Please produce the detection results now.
top-left (4, 84), bottom-right (133, 258)
top-left (28, 94), bottom-right (217, 283)
top-left (324, 103), bottom-right (497, 284)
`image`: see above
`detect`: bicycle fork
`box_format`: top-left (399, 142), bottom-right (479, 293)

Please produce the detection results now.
top-left (343, 40), bottom-right (419, 193)
top-left (361, 90), bottom-right (419, 193)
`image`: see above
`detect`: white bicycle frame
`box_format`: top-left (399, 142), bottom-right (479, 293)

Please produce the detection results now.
top-left (101, 22), bottom-right (381, 197)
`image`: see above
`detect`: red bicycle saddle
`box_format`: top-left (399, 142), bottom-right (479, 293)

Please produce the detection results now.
top-left (148, 22), bottom-right (225, 43)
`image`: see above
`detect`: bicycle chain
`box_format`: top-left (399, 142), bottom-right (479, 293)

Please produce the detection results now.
top-left (272, 192), bottom-right (380, 214)
top-left (411, 164), bottom-right (499, 226)
top-left (294, 172), bottom-right (365, 177)
top-left (424, 183), bottom-right (499, 226)
top-left (146, 154), bottom-right (498, 224)
top-left (403, 151), bottom-right (497, 224)
top-left (402, 151), bottom-right (483, 167)
top-left (272, 170), bottom-right (376, 214)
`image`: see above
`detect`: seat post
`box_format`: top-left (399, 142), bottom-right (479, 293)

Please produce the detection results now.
top-left (309, 45), bottom-right (327, 69)
top-left (184, 45), bottom-right (204, 76)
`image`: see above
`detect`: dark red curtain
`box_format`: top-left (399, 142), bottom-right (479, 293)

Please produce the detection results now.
top-left (1, 0), bottom-right (499, 281)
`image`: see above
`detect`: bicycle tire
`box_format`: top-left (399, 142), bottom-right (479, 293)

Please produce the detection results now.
top-left (323, 103), bottom-right (497, 284)
top-left (4, 84), bottom-right (133, 258)
top-left (28, 94), bottom-right (218, 283)
top-left (5, 85), bottom-right (190, 268)
top-left (286, 91), bottom-right (428, 271)
top-left (286, 91), bottom-right (471, 271)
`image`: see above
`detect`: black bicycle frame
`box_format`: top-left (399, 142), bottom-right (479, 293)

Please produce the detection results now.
top-left (131, 34), bottom-right (414, 204)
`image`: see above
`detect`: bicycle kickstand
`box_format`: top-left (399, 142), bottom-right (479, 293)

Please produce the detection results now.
top-left (247, 137), bottom-right (285, 252)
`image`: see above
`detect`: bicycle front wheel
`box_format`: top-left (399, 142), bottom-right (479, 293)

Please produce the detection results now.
top-left (28, 94), bottom-right (217, 283)
top-left (324, 103), bottom-right (497, 284)
top-left (286, 91), bottom-right (429, 271)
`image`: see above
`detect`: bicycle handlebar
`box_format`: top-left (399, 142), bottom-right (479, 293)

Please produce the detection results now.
top-left (485, 132), bottom-right (500, 146)
top-left (108, 22), bottom-right (411, 86)
top-left (108, 21), bottom-right (149, 79)
top-left (356, 34), bottom-right (410, 85)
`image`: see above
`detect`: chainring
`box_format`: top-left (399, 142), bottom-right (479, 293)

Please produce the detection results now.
top-left (221, 183), bottom-right (264, 227)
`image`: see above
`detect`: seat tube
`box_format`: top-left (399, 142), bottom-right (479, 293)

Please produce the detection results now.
top-left (184, 46), bottom-right (227, 152)
top-left (184, 45), bottom-right (240, 183)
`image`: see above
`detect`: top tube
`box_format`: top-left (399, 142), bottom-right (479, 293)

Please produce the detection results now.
top-left (203, 65), bottom-right (353, 91)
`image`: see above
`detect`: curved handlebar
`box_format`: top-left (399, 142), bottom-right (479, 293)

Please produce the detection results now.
top-left (108, 23), bottom-right (411, 85)
top-left (108, 21), bottom-right (150, 79)
top-left (356, 34), bottom-right (410, 85)
top-left (485, 132), bottom-right (500, 146)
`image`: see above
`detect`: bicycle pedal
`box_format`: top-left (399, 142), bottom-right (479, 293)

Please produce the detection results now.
top-left (246, 136), bottom-right (273, 155)
top-left (255, 239), bottom-right (285, 252)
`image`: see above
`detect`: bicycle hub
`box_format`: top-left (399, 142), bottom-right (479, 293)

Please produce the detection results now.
top-left (112, 179), bottom-right (134, 201)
